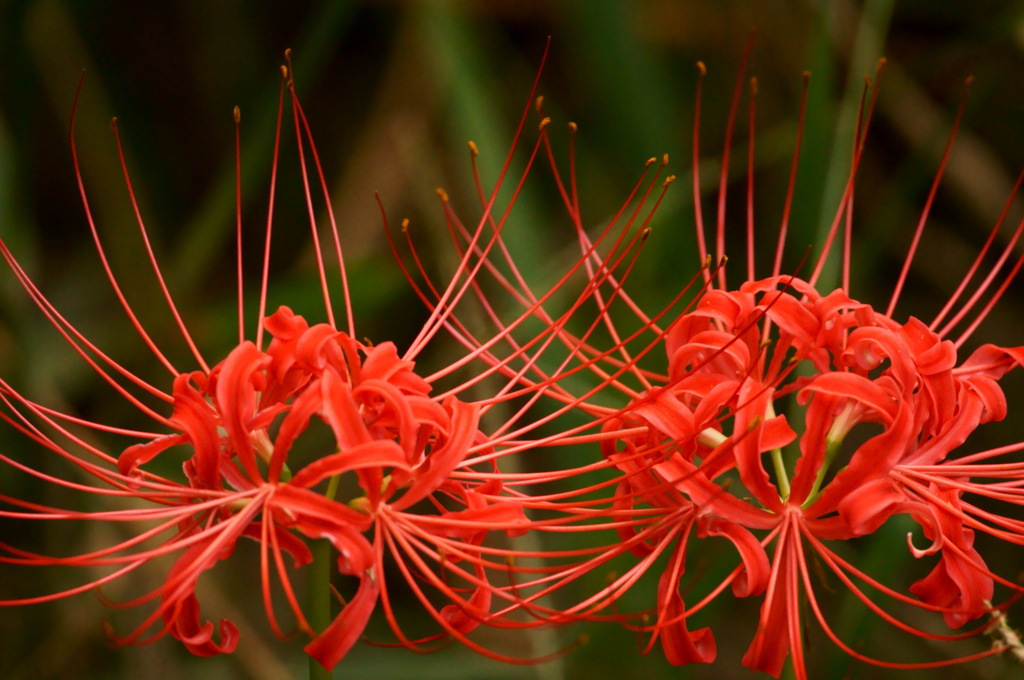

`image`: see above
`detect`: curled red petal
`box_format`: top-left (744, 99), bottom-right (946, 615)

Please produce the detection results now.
top-left (289, 439), bottom-right (411, 490)
top-left (392, 398), bottom-right (480, 511)
top-left (304, 571), bottom-right (379, 671)
top-left (697, 516), bottom-right (770, 597)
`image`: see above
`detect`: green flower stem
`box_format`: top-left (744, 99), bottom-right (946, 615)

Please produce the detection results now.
top-left (764, 402), bottom-right (791, 500)
top-left (802, 437), bottom-right (842, 508)
top-left (308, 474), bottom-right (340, 680)
top-left (308, 538), bottom-right (332, 680)
top-left (770, 447), bottom-right (792, 500)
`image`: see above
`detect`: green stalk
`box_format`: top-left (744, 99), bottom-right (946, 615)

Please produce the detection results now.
top-left (802, 437), bottom-right (842, 508)
top-left (308, 539), bottom-right (332, 680)
top-left (770, 447), bottom-right (792, 500)
top-left (308, 474), bottom-right (340, 680)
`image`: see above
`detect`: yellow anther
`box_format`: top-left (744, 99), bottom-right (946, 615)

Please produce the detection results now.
top-left (663, 175), bottom-right (676, 187)
top-left (401, 218), bottom-right (410, 233)
top-left (641, 227), bottom-right (652, 240)
top-left (467, 140), bottom-right (479, 157)
top-left (662, 153), bottom-right (669, 166)
top-left (568, 121), bottom-right (577, 132)
top-left (280, 64), bottom-right (288, 78)
top-left (348, 496), bottom-right (372, 513)
top-left (696, 61), bottom-right (707, 76)
top-left (646, 157), bottom-right (657, 167)
top-left (535, 95), bottom-right (544, 111)
top-left (233, 106), bottom-right (241, 123)
top-left (703, 254), bottom-right (713, 267)
top-left (539, 116), bottom-right (551, 130)
top-left (284, 48), bottom-right (292, 59)
top-left (436, 188), bottom-right (449, 202)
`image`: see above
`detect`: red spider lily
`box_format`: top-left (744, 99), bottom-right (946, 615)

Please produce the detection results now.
top-left (582, 50), bottom-right (1024, 678)
top-left (0, 48), bottom-right (679, 670)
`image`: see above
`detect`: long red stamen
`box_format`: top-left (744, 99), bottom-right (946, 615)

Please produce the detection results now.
top-left (887, 76), bottom-right (973, 318)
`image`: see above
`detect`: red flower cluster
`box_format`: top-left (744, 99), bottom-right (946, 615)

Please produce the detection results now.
top-left (580, 54), bottom-right (1024, 678)
top-left (602, 275), bottom-right (1024, 676)
top-left (2, 43), bottom-right (1024, 680)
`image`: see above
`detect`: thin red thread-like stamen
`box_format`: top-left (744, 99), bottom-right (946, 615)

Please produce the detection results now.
top-left (234, 106), bottom-right (245, 345)
top-left (931, 167), bottom-right (1024, 331)
top-left (797, 526), bottom-right (1007, 669)
top-left (287, 75), bottom-right (335, 329)
top-left (110, 120), bottom-right (211, 373)
top-left (404, 41), bottom-right (551, 360)
top-left (287, 61), bottom-right (355, 338)
top-left (772, 72), bottom-right (810, 279)
top-left (810, 61), bottom-right (884, 288)
top-left (887, 77), bottom-right (973, 318)
top-left (0, 238), bottom-right (174, 413)
top-left (715, 33), bottom-right (753, 290)
top-left (256, 71), bottom-right (287, 351)
top-left (939, 208), bottom-right (1024, 339)
top-left (69, 81), bottom-right (180, 378)
top-left (842, 86), bottom-right (864, 296)
top-left (747, 77), bottom-right (757, 283)
top-left (955, 245), bottom-right (1024, 348)
top-left (787, 524), bottom-right (807, 680)
top-left (693, 61), bottom-right (711, 284)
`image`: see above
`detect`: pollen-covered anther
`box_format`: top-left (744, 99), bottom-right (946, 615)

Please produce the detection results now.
top-left (535, 95), bottom-right (544, 112)
top-left (696, 60), bottom-right (707, 76)
top-left (233, 106), bottom-right (241, 123)
top-left (436, 187), bottom-right (449, 202)
top-left (568, 121), bottom-right (577, 132)
top-left (661, 153), bottom-right (669, 166)
top-left (401, 218), bottom-right (410, 233)
top-left (663, 175), bottom-right (676, 187)
top-left (646, 157), bottom-right (657, 167)
top-left (539, 116), bottom-right (552, 131)
top-left (348, 496), bottom-right (372, 514)
top-left (467, 140), bottom-right (479, 157)
top-left (641, 227), bottom-right (652, 240)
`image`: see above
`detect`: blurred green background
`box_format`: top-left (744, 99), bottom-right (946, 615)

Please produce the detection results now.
top-left (1, 0), bottom-right (1024, 678)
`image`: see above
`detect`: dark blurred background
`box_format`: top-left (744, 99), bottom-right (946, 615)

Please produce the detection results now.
top-left (1, 0), bottom-right (1024, 678)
